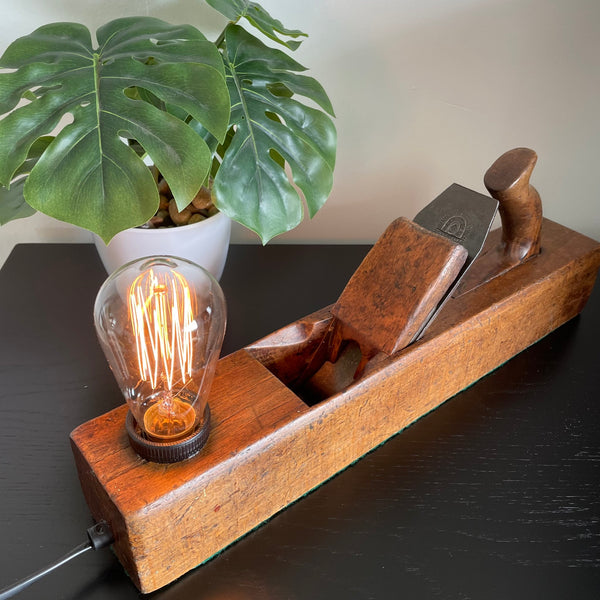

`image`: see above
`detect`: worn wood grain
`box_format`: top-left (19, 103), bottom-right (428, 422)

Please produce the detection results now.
top-left (71, 350), bottom-right (308, 591)
top-left (2, 241), bottom-right (599, 600)
top-left (332, 217), bottom-right (467, 358)
top-left (71, 218), bottom-right (600, 593)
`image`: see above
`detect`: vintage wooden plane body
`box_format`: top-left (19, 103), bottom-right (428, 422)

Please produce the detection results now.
top-left (71, 149), bottom-right (600, 592)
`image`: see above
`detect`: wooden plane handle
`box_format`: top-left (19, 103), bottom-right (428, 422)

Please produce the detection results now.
top-left (484, 147), bottom-right (542, 264)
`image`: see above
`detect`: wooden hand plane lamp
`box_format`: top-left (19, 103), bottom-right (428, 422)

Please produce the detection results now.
top-left (70, 148), bottom-right (600, 593)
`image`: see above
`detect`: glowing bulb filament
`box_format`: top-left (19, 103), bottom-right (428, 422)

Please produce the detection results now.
top-left (128, 268), bottom-right (195, 390)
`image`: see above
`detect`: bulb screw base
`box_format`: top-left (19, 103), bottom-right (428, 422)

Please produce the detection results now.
top-left (125, 404), bottom-right (211, 463)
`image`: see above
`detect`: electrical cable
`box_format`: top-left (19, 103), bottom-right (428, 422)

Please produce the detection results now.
top-left (0, 522), bottom-right (114, 600)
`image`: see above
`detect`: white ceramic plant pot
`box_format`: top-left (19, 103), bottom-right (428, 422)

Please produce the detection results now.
top-left (93, 211), bottom-right (231, 280)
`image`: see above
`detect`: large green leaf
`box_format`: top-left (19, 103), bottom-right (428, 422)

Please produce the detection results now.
top-left (206, 0), bottom-right (307, 49)
top-left (0, 178), bottom-right (36, 225)
top-left (0, 136), bottom-right (53, 225)
top-left (214, 24), bottom-right (336, 243)
top-left (0, 18), bottom-right (230, 241)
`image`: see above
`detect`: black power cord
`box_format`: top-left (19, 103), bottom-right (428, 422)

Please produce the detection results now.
top-left (0, 522), bottom-right (114, 599)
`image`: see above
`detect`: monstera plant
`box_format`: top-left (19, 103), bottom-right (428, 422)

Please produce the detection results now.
top-left (0, 0), bottom-right (336, 244)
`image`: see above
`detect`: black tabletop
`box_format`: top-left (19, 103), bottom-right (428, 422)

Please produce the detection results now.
top-left (0, 243), bottom-right (599, 600)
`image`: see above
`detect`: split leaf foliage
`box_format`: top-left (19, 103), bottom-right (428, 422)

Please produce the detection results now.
top-left (0, 4), bottom-right (336, 243)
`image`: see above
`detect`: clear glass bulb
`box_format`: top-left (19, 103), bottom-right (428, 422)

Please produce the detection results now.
top-left (94, 256), bottom-right (226, 456)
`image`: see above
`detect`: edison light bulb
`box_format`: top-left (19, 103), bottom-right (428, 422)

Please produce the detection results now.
top-left (94, 256), bottom-right (226, 462)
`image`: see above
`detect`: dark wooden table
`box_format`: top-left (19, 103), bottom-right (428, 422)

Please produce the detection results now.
top-left (1, 243), bottom-right (599, 600)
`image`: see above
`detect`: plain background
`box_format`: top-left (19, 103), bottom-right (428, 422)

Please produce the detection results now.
top-left (1, 0), bottom-right (599, 268)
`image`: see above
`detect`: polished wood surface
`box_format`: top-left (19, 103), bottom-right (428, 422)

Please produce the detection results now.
top-left (1, 242), bottom-right (600, 599)
top-left (457, 147), bottom-right (544, 295)
top-left (484, 147), bottom-right (542, 264)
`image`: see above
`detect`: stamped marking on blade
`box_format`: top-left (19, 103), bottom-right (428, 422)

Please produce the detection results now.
top-left (414, 183), bottom-right (497, 262)
top-left (438, 215), bottom-right (467, 240)
top-left (411, 183), bottom-right (498, 341)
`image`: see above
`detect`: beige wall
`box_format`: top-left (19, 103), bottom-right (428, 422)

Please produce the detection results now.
top-left (1, 0), bottom-right (599, 267)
